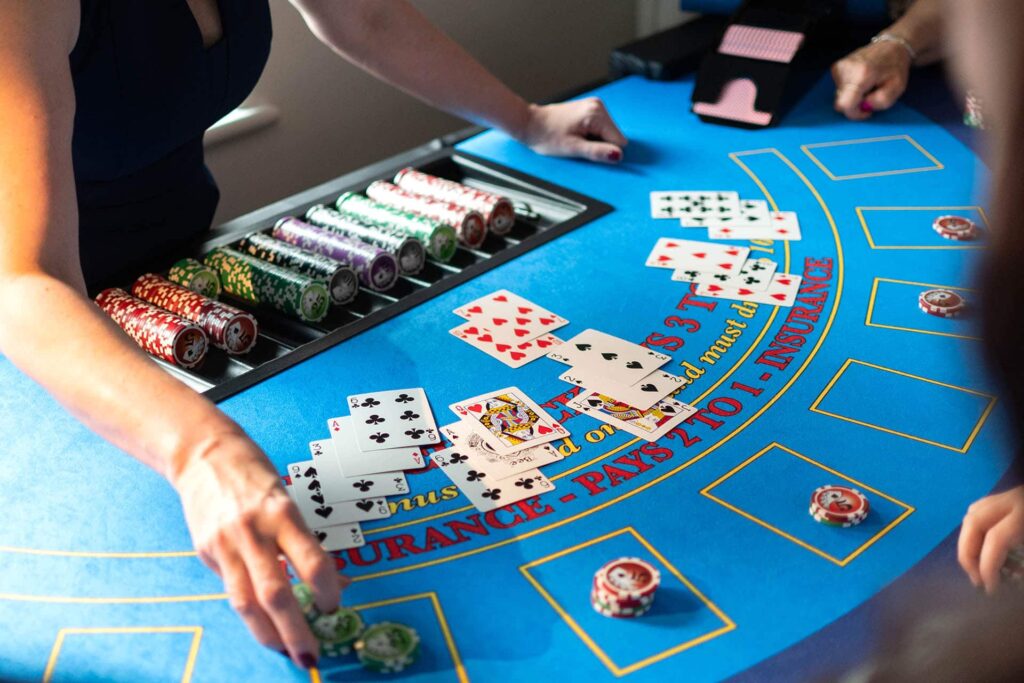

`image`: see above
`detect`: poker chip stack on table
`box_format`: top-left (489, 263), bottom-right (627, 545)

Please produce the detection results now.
top-left (366, 179), bottom-right (488, 249)
top-left (591, 557), bottom-right (661, 619)
top-left (646, 190), bottom-right (802, 307)
top-left (393, 167), bottom-right (516, 236)
top-left (272, 217), bottom-right (401, 292)
top-left (335, 192), bottom-right (458, 263)
top-left (236, 231), bottom-right (360, 306)
top-left (166, 257), bottom-right (222, 297)
top-left (204, 247), bottom-right (331, 323)
top-left (94, 288), bottom-right (209, 368)
top-left (918, 288), bottom-right (968, 318)
top-left (304, 204), bottom-right (426, 277)
top-left (1001, 545), bottom-right (1024, 586)
top-left (809, 484), bottom-right (870, 528)
top-left (131, 274), bottom-right (259, 355)
top-left (932, 214), bottom-right (980, 241)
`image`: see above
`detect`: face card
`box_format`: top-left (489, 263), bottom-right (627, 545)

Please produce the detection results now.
top-left (671, 257), bottom-right (778, 291)
top-left (645, 238), bottom-right (750, 274)
top-left (449, 386), bottom-right (568, 456)
top-left (695, 273), bottom-right (803, 307)
top-left (430, 446), bottom-right (554, 512)
top-left (558, 366), bottom-right (685, 411)
top-left (441, 421), bottom-right (563, 480)
top-left (347, 388), bottom-right (439, 452)
top-left (450, 322), bottom-right (562, 368)
top-left (708, 211), bottom-right (802, 241)
top-left (546, 329), bottom-right (671, 385)
top-left (325, 418), bottom-right (424, 477)
top-left (650, 191), bottom-right (739, 219)
top-left (453, 289), bottom-right (567, 343)
top-left (570, 393), bottom-right (698, 441)
top-left (284, 469), bottom-right (392, 527)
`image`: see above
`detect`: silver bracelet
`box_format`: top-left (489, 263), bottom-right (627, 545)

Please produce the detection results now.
top-left (871, 32), bottom-right (917, 62)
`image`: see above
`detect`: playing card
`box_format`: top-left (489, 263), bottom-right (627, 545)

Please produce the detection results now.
top-left (290, 458), bottom-right (409, 504)
top-left (671, 257), bottom-right (778, 291)
top-left (430, 445), bottom-right (554, 512)
top-left (441, 421), bottom-right (563, 480)
top-left (284, 469), bottom-right (392, 527)
top-left (650, 190), bottom-right (739, 220)
top-left (324, 417), bottom-right (425, 476)
top-left (570, 393), bottom-right (698, 441)
top-left (453, 289), bottom-right (567, 343)
top-left (695, 273), bottom-right (803, 307)
top-left (708, 211), bottom-right (802, 241)
top-left (558, 366), bottom-right (685, 411)
top-left (546, 329), bottom-right (671, 385)
top-left (683, 199), bottom-right (769, 227)
top-left (450, 322), bottom-right (562, 368)
top-left (645, 238), bottom-right (750, 274)
top-left (347, 388), bottom-right (439, 452)
top-left (449, 386), bottom-right (568, 456)
top-left (308, 521), bottom-right (365, 552)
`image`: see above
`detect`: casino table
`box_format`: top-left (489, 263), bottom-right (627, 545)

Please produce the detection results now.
top-left (0, 70), bottom-right (1011, 682)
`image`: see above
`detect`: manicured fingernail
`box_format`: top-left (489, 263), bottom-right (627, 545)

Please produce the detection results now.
top-left (299, 652), bottom-right (318, 669)
top-left (859, 100), bottom-right (873, 113)
top-left (607, 149), bottom-right (622, 162)
top-left (277, 649), bottom-right (289, 658)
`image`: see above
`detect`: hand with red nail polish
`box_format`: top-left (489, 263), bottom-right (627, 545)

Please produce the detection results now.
top-left (515, 97), bottom-right (628, 165)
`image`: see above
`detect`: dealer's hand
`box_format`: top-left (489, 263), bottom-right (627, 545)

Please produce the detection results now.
top-left (958, 485), bottom-right (1024, 594)
top-left (172, 431), bottom-right (346, 668)
top-left (831, 40), bottom-right (913, 121)
top-left (518, 98), bottom-right (628, 164)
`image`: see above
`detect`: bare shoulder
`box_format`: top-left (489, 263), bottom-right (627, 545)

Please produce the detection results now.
top-left (0, 0), bottom-right (80, 59)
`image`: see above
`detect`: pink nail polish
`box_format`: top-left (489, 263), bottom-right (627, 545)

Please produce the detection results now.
top-left (859, 100), bottom-right (873, 113)
top-left (607, 149), bottom-right (621, 162)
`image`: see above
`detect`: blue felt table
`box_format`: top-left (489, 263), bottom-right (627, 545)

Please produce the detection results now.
top-left (0, 74), bottom-right (1007, 683)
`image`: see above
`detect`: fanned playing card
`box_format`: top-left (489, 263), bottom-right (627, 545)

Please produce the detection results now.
top-left (558, 366), bottom-right (685, 411)
top-left (441, 421), bottom-right (563, 479)
top-left (450, 322), bottom-right (562, 368)
top-left (646, 238), bottom-right (750, 274)
top-left (695, 273), bottom-right (803, 307)
top-left (285, 462), bottom-right (393, 526)
top-left (431, 445), bottom-right (554, 512)
top-left (684, 199), bottom-right (769, 227)
top-left (672, 257), bottom-right (778, 291)
top-left (283, 487), bottom-right (366, 552)
top-left (708, 211), bottom-right (802, 240)
top-left (291, 457), bottom-right (409, 504)
top-left (570, 393), bottom-right (698, 441)
top-left (650, 190), bottom-right (739, 219)
top-left (449, 386), bottom-right (568, 456)
top-left (453, 289), bottom-right (567, 343)
top-left (347, 388), bottom-right (438, 452)
top-left (324, 418), bottom-right (424, 476)
top-left (546, 329), bottom-right (671, 385)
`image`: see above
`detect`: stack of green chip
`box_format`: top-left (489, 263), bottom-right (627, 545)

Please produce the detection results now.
top-left (355, 622), bottom-right (421, 673)
top-left (335, 192), bottom-right (457, 263)
top-left (203, 247), bottom-right (330, 323)
top-left (167, 258), bottom-right (221, 298)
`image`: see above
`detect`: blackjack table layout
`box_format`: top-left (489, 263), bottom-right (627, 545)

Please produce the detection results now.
top-left (0, 72), bottom-right (1010, 682)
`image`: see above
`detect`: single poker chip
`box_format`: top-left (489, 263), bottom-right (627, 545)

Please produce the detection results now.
top-left (311, 607), bottom-right (365, 658)
top-left (809, 485), bottom-right (870, 526)
top-left (594, 557), bottom-right (661, 602)
top-left (918, 289), bottom-right (967, 318)
top-left (292, 582), bottom-right (318, 619)
top-left (355, 622), bottom-right (420, 673)
top-left (933, 215), bottom-right (979, 241)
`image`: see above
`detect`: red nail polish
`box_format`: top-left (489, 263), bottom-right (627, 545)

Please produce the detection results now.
top-left (607, 149), bottom-right (622, 162)
top-left (299, 652), bottom-right (317, 669)
top-left (859, 100), bottom-right (873, 113)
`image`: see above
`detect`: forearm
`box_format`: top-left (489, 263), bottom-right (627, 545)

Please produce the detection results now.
top-left (293, 0), bottom-right (531, 138)
top-left (0, 273), bottom-right (241, 483)
top-left (888, 0), bottom-right (944, 66)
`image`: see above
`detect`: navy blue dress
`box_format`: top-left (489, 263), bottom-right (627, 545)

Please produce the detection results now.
top-left (71, 0), bottom-right (272, 288)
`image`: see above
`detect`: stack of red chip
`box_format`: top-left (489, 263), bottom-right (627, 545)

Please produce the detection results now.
top-left (918, 288), bottom-right (967, 318)
top-left (95, 288), bottom-right (208, 368)
top-left (131, 274), bottom-right (259, 355)
top-left (932, 215), bottom-right (980, 241)
top-left (591, 557), bottom-right (660, 618)
top-left (809, 484), bottom-right (870, 527)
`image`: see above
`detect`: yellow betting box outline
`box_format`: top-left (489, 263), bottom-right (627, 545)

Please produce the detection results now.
top-left (519, 527), bottom-right (735, 677)
top-left (801, 135), bottom-right (943, 181)
top-left (856, 206), bottom-right (989, 250)
top-left (701, 443), bottom-right (915, 566)
top-left (0, 148), bottom-right (845, 603)
top-left (42, 626), bottom-right (203, 683)
top-left (311, 591), bottom-right (467, 683)
top-left (809, 359), bottom-right (996, 453)
top-left (865, 278), bottom-right (980, 341)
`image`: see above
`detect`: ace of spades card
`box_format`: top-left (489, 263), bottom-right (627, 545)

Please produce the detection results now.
top-left (449, 386), bottom-right (568, 456)
top-left (347, 388), bottom-right (439, 452)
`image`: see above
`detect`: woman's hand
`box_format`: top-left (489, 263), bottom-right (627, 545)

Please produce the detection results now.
top-left (516, 98), bottom-right (628, 164)
top-left (958, 485), bottom-right (1024, 594)
top-left (172, 431), bottom-right (345, 669)
top-left (831, 40), bottom-right (913, 120)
